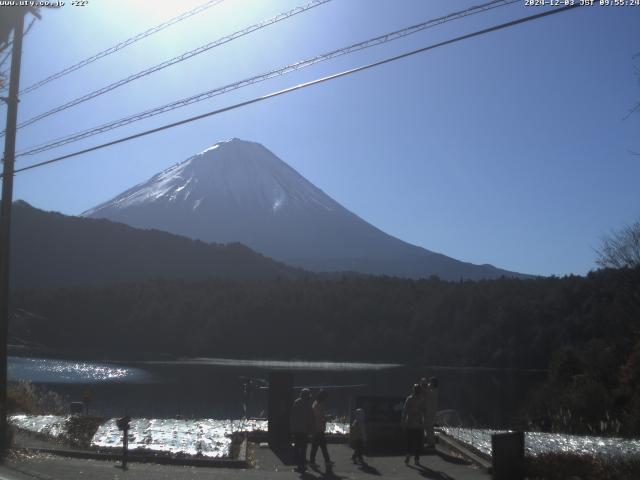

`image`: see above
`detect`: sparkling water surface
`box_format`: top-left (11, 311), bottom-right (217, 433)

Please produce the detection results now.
top-left (10, 414), bottom-right (69, 439)
top-left (91, 418), bottom-right (348, 458)
top-left (10, 415), bottom-right (348, 458)
top-left (8, 356), bottom-right (149, 383)
top-left (13, 416), bottom-right (639, 459)
top-left (442, 427), bottom-right (640, 458)
top-left (8, 356), bottom-right (547, 423)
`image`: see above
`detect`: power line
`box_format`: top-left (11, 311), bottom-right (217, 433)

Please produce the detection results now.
top-left (0, 18), bottom-right (34, 71)
top-left (0, 50), bottom-right (10, 70)
top-left (23, 16), bottom-right (36, 37)
top-left (11, 4), bottom-right (580, 176)
top-left (0, 17), bottom-right (35, 93)
top-left (16, 0), bottom-right (518, 158)
top-left (17, 0), bottom-right (225, 96)
top-left (6, 0), bottom-right (332, 135)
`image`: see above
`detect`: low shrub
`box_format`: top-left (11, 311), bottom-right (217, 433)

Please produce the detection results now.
top-left (63, 415), bottom-right (105, 448)
top-left (7, 381), bottom-right (67, 415)
top-left (526, 453), bottom-right (640, 480)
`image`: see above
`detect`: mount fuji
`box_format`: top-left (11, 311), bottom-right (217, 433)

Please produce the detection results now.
top-left (83, 138), bottom-right (525, 280)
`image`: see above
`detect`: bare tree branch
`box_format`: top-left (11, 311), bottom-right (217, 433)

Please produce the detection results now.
top-left (596, 221), bottom-right (640, 269)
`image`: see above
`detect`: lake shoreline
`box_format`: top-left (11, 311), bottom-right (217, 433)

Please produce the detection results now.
top-left (8, 355), bottom-right (548, 427)
top-left (8, 348), bottom-right (548, 373)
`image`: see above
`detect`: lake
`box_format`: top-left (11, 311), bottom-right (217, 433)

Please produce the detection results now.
top-left (8, 355), bottom-right (546, 426)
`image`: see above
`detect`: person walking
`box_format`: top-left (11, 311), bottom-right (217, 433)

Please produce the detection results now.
top-left (402, 384), bottom-right (424, 465)
top-left (290, 388), bottom-right (315, 472)
top-left (424, 377), bottom-right (439, 448)
top-left (310, 389), bottom-right (333, 466)
top-left (350, 408), bottom-right (367, 464)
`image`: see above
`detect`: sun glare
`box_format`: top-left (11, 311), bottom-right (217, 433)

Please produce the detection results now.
top-left (124, 0), bottom-right (208, 23)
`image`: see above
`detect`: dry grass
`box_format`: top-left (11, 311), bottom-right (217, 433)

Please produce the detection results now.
top-left (7, 381), bottom-right (67, 415)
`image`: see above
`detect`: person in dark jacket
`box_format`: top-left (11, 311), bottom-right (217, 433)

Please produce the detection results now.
top-left (350, 408), bottom-right (367, 464)
top-left (402, 384), bottom-right (424, 465)
top-left (310, 389), bottom-right (333, 466)
top-left (423, 377), bottom-right (439, 448)
top-left (290, 388), bottom-right (315, 471)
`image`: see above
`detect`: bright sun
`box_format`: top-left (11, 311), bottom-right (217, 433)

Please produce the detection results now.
top-left (119, 0), bottom-right (212, 24)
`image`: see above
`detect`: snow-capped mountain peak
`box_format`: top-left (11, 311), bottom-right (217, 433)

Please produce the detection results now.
top-left (85, 138), bottom-right (337, 217)
top-left (84, 138), bottom-right (526, 280)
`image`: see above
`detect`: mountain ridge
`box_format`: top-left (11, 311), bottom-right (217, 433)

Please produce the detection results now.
top-left (84, 138), bottom-right (529, 281)
top-left (10, 200), bottom-right (306, 289)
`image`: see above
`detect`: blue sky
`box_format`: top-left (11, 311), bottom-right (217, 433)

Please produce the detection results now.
top-left (2, 0), bottom-right (639, 277)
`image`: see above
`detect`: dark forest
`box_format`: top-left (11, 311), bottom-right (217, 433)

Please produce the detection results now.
top-left (10, 266), bottom-right (640, 434)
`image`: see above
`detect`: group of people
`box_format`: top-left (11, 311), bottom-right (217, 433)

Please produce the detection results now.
top-left (288, 376), bottom-right (438, 472)
top-left (401, 376), bottom-right (439, 465)
top-left (289, 388), bottom-right (334, 472)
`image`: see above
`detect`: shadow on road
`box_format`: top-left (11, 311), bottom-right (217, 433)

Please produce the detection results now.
top-left (358, 460), bottom-right (381, 475)
top-left (306, 463), bottom-right (347, 479)
top-left (434, 449), bottom-right (472, 466)
top-left (270, 442), bottom-right (295, 466)
top-left (407, 463), bottom-right (457, 480)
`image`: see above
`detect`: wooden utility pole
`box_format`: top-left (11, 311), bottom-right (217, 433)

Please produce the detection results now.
top-left (0, 11), bottom-right (25, 451)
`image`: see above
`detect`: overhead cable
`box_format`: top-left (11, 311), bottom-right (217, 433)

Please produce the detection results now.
top-left (17, 0), bottom-right (517, 157)
top-left (0, 17), bottom-right (35, 94)
top-left (11, 4), bottom-right (581, 176)
top-left (7, 0), bottom-right (332, 135)
top-left (18, 0), bottom-right (226, 96)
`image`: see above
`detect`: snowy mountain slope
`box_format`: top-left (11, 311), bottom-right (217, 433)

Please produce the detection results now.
top-left (84, 138), bottom-right (527, 280)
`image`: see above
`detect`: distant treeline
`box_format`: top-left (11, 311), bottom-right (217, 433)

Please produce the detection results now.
top-left (10, 267), bottom-right (640, 434)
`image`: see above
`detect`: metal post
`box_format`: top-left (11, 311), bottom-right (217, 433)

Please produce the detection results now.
top-left (122, 423), bottom-right (129, 469)
top-left (117, 415), bottom-right (131, 469)
top-left (0, 12), bottom-right (25, 450)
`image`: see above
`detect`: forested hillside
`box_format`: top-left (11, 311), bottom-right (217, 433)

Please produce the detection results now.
top-left (10, 267), bottom-right (640, 433)
top-left (12, 268), bottom-right (638, 365)
top-left (10, 201), bottom-right (305, 288)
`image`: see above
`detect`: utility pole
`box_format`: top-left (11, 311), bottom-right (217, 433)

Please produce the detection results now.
top-left (0, 11), bottom-right (25, 451)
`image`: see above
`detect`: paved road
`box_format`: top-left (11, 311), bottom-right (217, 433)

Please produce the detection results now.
top-left (1, 443), bottom-right (489, 480)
